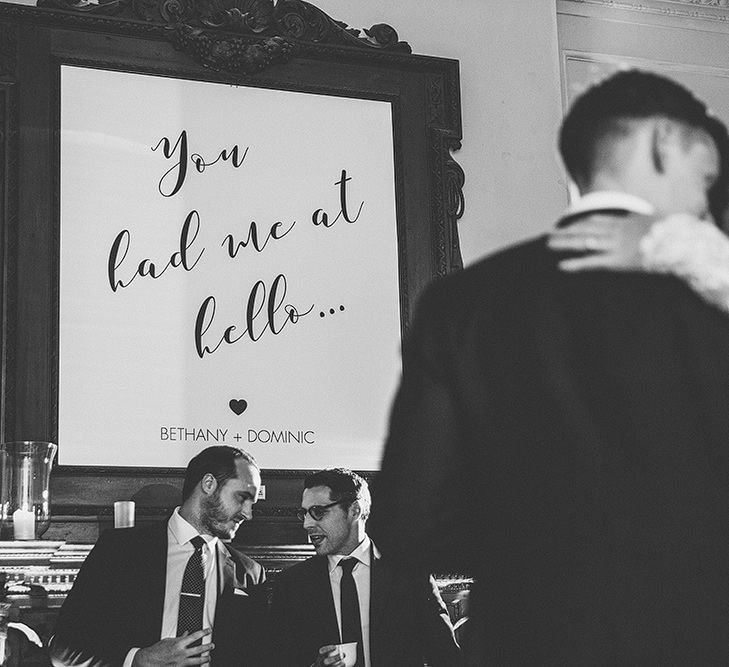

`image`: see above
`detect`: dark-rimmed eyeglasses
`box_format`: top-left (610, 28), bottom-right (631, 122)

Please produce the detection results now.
top-left (296, 500), bottom-right (343, 522)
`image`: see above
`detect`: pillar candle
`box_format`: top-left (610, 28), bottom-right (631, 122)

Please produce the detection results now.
top-left (113, 501), bottom-right (135, 528)
top-left (12, 508), bottom-right (35, 540)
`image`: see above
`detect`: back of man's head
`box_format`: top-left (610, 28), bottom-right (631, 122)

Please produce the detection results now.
top-left (559, 69), bottom-right (729, 221)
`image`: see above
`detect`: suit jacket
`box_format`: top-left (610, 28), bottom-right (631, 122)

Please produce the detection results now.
top-left (50, 522), bottom-right (268, 667)
top-left (370, 232), bottom-right (729, 665)
top-left (268, 548), bottom-right (461, 666)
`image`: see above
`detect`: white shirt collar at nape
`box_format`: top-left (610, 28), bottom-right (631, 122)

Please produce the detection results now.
top-left (168, 506), bottom-right (219, 550)
top-left (562, 191), bottom-right (656, 219)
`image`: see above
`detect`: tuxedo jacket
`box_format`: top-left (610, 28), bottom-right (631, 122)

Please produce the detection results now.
top-left (49, 522), bottom-right (268, 667)
top-left (268, 550), bottom-right (461, 666)
top-left (371, 232), bottom-right (729, 665)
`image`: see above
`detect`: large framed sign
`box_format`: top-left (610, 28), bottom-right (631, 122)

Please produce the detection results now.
top-left (0, 1), bottom-right (463, 479)
top-left (59, 64), bottom-right (401, 469)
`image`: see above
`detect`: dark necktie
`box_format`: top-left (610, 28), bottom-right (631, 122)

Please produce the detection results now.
top-left (339, 557), bottom-right (364, 666)
top-left (177, 535), bottom-right (206, 644)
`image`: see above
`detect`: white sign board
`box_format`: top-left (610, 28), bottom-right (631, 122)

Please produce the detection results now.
top-left (58, 65), bottom-right (401, 470)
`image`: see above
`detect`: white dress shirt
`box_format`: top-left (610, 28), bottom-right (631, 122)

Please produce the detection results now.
top-left (327, 535), bottom-right (380, 667)
top-left (123, 508), bottom-right (219, 667)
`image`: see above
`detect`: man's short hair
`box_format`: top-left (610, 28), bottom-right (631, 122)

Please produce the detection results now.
top-left (559, 69), bottom-right (729, 222)
top-left (182, 445), bottom-right (258, 502)
top-left (304, 468), bottom-right (371, 519)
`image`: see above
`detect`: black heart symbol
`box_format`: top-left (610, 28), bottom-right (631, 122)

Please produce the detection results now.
top-left (229, 399), bottom-right (248, 416)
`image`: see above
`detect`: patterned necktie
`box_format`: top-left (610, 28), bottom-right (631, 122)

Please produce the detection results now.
top-left (339, 557), bottom-right (364, 666)
top-left (177, 535), bottom-right (206, 645)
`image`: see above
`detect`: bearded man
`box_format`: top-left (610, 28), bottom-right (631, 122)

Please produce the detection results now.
top-left (50, 445), bottom-right (268, 667)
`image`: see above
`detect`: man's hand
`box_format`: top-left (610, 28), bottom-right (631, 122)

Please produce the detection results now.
top-left (132, 630), bottom-right (213, 666)
top-left (312, 644), bottom-right (346, 667)
top-left (547, 213), bottom-right (660, 271)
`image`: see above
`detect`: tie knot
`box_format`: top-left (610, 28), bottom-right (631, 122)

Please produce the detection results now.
top-left (339, 557), bottom-right (358, 575)
top-left (190, 535), bottom-right (205, 552)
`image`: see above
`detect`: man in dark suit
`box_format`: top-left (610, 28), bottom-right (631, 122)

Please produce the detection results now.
top-left (50, 445), bottom-right (268, 667)
top-left (269, 468), bottom-right (461, 666)
top-left (370, 70), bottom-right (729, 664)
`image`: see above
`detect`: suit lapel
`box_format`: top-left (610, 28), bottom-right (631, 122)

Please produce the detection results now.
top-left (213, 543), bottom-right (264, 665)
top-left (370, 554), bottom-right (395, 667)
top-left (217, 542), bottom-right (236, 595)
top-left (314, 556), bottom-right (341, 642)
top-left (144, 522), bottom-right (169, 641)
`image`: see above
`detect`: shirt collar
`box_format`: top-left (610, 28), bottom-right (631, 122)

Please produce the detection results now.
top-left (562, 191), bottom-right (655, 219)
top-left (168, 506), bottom-right (219, 551)
top-left (327, 534), bottom-right (379, 574)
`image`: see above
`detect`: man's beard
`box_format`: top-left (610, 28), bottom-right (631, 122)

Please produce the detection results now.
top-left (200, 491), bottom-right (238, 539)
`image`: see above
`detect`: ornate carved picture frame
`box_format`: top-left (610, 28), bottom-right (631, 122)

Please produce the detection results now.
top-left (0, 0), bottom-right (463, 522)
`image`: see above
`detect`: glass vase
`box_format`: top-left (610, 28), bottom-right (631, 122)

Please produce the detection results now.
top-left (0, 441), bottom-right (57, 541)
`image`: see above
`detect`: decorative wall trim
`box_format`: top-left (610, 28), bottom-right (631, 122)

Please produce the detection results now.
top-left (563, 49), bottom-right (729, 81)
top-left (559, 0), bottom-right (729, 23)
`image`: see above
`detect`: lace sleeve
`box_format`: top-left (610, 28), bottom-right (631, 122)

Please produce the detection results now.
top-left (639, 213), bottom-right (729, 314)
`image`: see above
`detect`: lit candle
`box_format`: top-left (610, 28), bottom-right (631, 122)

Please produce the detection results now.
top-left (12, 508), bottom-right (35, 540)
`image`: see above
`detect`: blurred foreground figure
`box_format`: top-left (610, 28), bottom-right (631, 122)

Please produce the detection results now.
top-left (372, 70), bottom-right (729, 665)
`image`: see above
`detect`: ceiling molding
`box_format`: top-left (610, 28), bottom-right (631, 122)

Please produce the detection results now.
top-left (559, 0), bottom-right (729, 24)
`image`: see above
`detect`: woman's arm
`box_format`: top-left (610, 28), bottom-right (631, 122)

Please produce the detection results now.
top-left (547, 213), bottom-right (729, 314)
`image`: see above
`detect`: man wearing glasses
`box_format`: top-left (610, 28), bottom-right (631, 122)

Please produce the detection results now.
top-left (268, 468), bottom-right (461, 666)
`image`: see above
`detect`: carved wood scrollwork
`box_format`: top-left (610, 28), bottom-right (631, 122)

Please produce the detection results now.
top-left (430, 129), bottom-right (466, 275)
top-left (194, 0), bottom-right (275, 32)
top-left (33, 0), bottom-right (410, 74)
top-left (428, 75), bottom-right (465, 275)
top-left (169, 24), bottom-right (294, 74)
top-left (36, 0), bottom-right (411, 53)
top-left (445, 147), bottom-right (466, 271)
top-left (274, 0), bottom-right (408, 51)
top-left (133, 0), bottom-right (195, 23)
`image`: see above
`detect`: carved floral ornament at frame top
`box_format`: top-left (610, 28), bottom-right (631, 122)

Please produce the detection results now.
top-left (33, 0), bottom-right (412, 52)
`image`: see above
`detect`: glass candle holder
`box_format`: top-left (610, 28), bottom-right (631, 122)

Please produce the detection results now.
top-left (0, 441), bottom-right (57, 540)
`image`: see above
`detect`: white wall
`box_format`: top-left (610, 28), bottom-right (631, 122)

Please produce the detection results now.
top-left (314, 0), bottom-right (567, 265)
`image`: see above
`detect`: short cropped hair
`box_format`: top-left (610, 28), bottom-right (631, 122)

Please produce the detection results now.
top-left (182, 445), bottom-right (258, 502)
top-left (559, 69), bottom-right (729, 222)
top-left (304, 468), bottom-right (371, 519)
